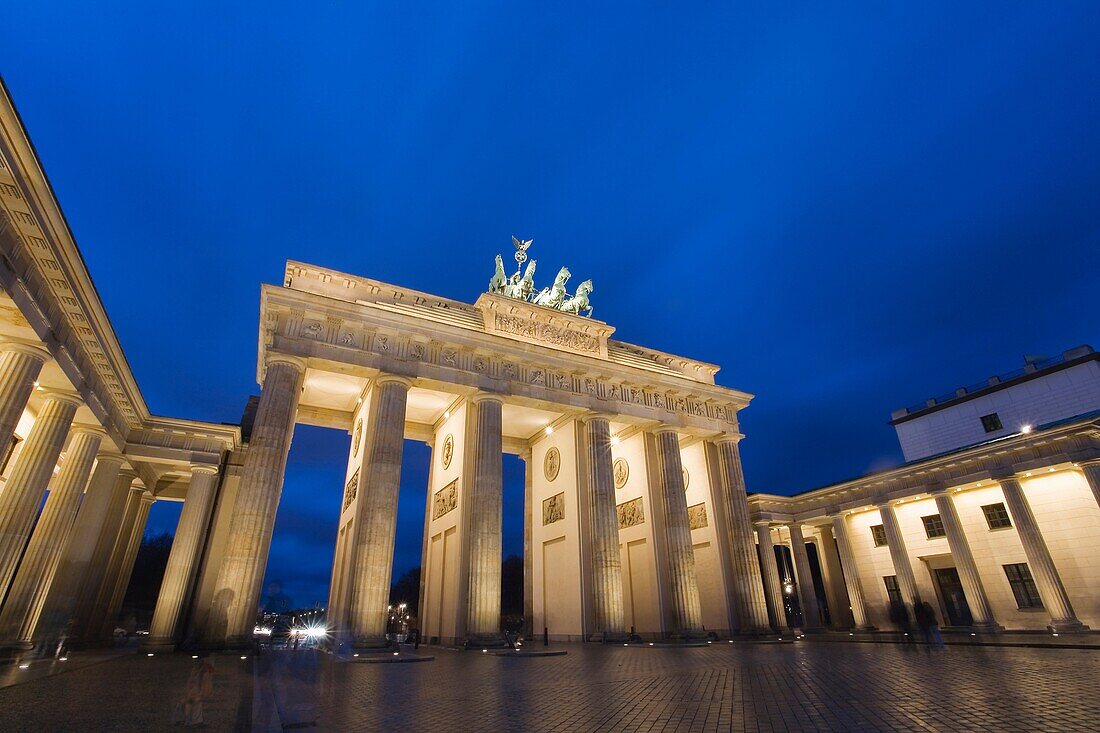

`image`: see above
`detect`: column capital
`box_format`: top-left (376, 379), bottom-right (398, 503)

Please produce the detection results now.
top-left (578, 411), bottom-right (614, 424)
top-left (989, 466), bottom-right (1022, 482)
top-left (0, 339), bottom-right (51, 363)
top-left (710, 432), bottom-right (745, 446)
top-left (649, 425), bottom-right (680, 437)
top-left (926, 482), bottom-right (951, 497)
top-left (38, 388), bottom-right (83, 408)
top-left (70, 424), bottom-right (108, 441)
top-left (139, 491), bottom-right (156, 505)
top-left (1074, 457), bottom-right (1100, 469)
top-left (95, 451), bottom-right (126, 465)
top-left (265, 353), bottom-right (307, 372)
top-left (467, 392), bottom-right (504, 406)
top-left (372, 374), bottom-right (414, 389)
top-left (117, 467), bottom-right (140, 482)
top-left (189, 463), bottom-right (220, 476)
top-left (753, 520), bottom-right (772, 529)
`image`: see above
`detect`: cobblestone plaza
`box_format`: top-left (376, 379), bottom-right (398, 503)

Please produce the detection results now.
top-left (1, 641), bottom-right (1098, 731)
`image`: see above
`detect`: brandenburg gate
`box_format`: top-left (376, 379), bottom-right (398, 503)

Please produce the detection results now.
top-left (189, 242), bottom-right (771, 649)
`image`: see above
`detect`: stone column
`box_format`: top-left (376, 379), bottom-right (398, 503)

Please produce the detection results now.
top-left (830, 514), bottom-right (874, 630)
top-left (876, 501), bottom-right (919, 607)
top-left (347, 376), bottom-right (411, 648)
top-left (1080, 460), bottom-right (1100, 512)
top-left (0, 389), bottom-right (82, 600)
top-left (463, 395), bottom-right (503, 642)
top-left (651, 428), bottom-right (703, 638)
top-left (521, 448), bottom-right (534, 639)
top-left (932, 489), bottom-right (1000, 630)
top-left (816, 525), bottom-right (852, 628)
top-left (98, 491), bottom-right (153, 643)
top-left (582, 415), bottom-right (626, 640)
top-left (787, 522), bottom-right (824, 631)
top-left (997, 475), bottom-right (1087, 632)
top-left (0, 340), bottom-right (50, 460)
top-left (205, 355), bottom-right (304, 648)
top-left (755, 522), bottom-right (789, 633)
top-left (711, 437), bottom-right (770, 634)
top-left (144, 465), bottom-right (221, 651)
top-left (34, 456), bottom-right (127, 643)
top-left (87, 486), bottom-right (148, 644)
top-left (0, 426), bottom-right (104, 650)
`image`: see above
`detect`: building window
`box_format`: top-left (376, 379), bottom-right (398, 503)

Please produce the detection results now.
top-left (921, 514), bottom-right (946, 539)
top-left (884, 575), bottom-right (902, 605)
top-left (870, 524), bottom-right (888, 547)
top-left (982, 503), bottom-right (1012, 530)
top-left (980, 413), bottom-right (1003, 433)
top-left (1003, 563), bottom-right (1043, 609)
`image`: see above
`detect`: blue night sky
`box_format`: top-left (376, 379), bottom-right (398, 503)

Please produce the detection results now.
top-left (4, 3), bottom-right (1098, 607)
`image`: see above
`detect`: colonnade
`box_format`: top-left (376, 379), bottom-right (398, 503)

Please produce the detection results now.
top-left (0, 340), bottom-right (164, 653)
top-left (757, 466), bottom-right (1100, 634)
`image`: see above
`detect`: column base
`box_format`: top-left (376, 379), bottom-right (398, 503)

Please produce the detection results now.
top-left (852, 624), bottom-right (878, 632)
top-left (140, 637), bottom-right (179, 653)
top-left (0, 641), bottom-right (34, 659)
top-left (588, 631), bottom-right (630, 643)
top-left (350, 635), bottom-right (394, 651)
top-left (463, 634), bottom-right (509, 649)
top-left (965, 622), bottom-right (1004, 633)
top-left (1048, 619), bottom-right (1090, 634)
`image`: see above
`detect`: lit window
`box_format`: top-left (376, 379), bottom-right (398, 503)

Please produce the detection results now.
top-left (981, 503), bottom-right (1012, 530)
top-left (870, 524), bottom-right (888, 547)
top-left (883, 575), bottom-right (902, 605)
top-left (921, 514), bottom-right (946, 539)
top-left (980, 413), bottom-right (1003, 433)
top-left (1003, 563), bottom-right (1043, 609)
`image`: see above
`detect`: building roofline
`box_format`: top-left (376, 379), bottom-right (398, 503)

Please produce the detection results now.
top-left (889, 345), bottom-right (1097, 425)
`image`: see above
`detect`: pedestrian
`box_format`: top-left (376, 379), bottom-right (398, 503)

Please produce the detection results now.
top-left (173, 652), bottom-right (215, 727)
top-left (888, 600), bottom-right (915, 648)
top-left (919, 601), bottom-right (946, 651)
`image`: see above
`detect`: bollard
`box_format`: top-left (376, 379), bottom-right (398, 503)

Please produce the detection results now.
top-left (544, 627), bottom-right (549, 647)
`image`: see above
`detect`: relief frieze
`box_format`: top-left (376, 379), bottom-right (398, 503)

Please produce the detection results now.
top-left (617, 497), bottom-right (645, 529)
top-left (433, 479), bottom-right (458, 520)
top-left (542, 492), bottom-right (565, 525)
top-left (493, 313), bottom-right (600, 354)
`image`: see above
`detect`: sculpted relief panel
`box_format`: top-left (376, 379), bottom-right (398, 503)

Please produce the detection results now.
top-left (494, 313), bottom-right (600, 354)
top-left (617, 497), bottom-right (644, 529)
top-left (687, 502), bottom-right (708, 530)
top-left (342, 468), bottom-right (359, 512)
top-left (433, 479), bottom-right (458, 520)
top-left (542, 492), bottom-right (565, 526)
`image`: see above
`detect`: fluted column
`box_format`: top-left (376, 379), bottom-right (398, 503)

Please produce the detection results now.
top-left (876, 502), bottom-right (919, 607)
top-left (651, 428), bottom-right (703, 637)
top-left (205, 355), bottom-right (304, 648)
top-left (347, 377), bottom-right (411, 648)
top-left (816, 525), bottom-right (851, 628)
top-left (932, 489), bottom-right (1000, 630)
top-left (0, 389), bottom-right (82, 600)
top-left (711, 437), bottom-right (770, 633)
top-left (787, 523), bottom-right (824, 630)
top-left (582, 415), bottom-right (626, 640)
top-left (34, 456), bottom-right (127, 643)
top-left (86, 486), bottom-right (146, 645)
top-left (94, 490), bottom-right (153, 643)
top-left (830, 514), bottom-right (874, 630)
top-left (144, 465), bottom-right (221, 651)
top-left (0, 426), bottom-right (104, 650)
top-left (521, 448), bottom-right (533, 639)
top-left (998, 475), bottom-right (1087, 632)
top-left (0, 340), bottom-right (50, 461)
top-left (755, 522), bottom-right (789, 633)
top-left (1081, 460), bottom-right (1100, 512)
top-left (463, 395), bottom-right (503, 642)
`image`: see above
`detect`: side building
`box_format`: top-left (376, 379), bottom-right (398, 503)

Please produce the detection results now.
top-left (750, 347), bottom-right (1100, 633)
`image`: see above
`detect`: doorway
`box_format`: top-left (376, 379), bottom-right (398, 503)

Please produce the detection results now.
top-left (933, 567), bottom-right (973, 627)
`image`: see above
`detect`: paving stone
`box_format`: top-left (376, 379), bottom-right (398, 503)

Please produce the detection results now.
top-left (0, 641), bottom-right (1096, 731)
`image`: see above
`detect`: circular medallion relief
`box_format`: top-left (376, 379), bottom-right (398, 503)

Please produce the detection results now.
top-left (682, 467), bottom-right (690, 490)
top-left (352, 419), bottom-right (363, 458)
top-left (613, 458), bottom-right (629, 489)
top-left (544, 447), bottom-right (561, 482)
top-left (441, 433), bottom-right (454, 469)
